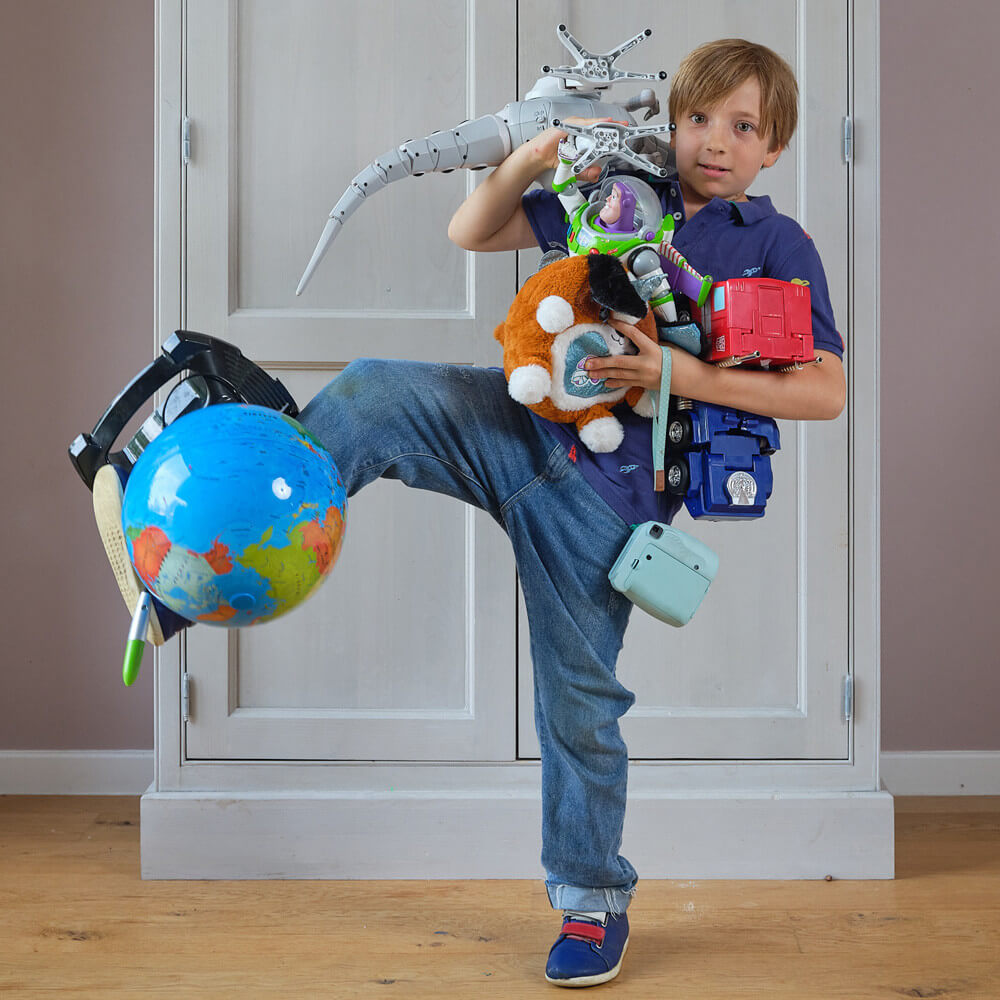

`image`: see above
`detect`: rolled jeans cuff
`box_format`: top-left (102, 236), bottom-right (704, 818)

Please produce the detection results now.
top-left (545, 879), bottom-right (638, 917)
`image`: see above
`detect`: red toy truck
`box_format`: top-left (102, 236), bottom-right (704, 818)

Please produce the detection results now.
top-left (692, 278), bottom-right (815, 370)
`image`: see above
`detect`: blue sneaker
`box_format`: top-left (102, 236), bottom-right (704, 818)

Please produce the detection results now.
top-left (545, 911), bottom-right (629, 988)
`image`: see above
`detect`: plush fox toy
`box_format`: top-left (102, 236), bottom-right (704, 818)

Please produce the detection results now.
top-left (493, 252), bottom-right (658, 452)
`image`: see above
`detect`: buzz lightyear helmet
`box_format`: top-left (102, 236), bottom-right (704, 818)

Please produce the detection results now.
top-left (582, 174), bottom-right (666, 248)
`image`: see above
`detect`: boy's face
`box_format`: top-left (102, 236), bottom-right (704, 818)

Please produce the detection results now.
top-left (670, 75), bottom-right (783, 211)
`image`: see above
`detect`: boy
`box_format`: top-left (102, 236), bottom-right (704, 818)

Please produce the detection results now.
top-left (446, 38), bottom-right (845, 987)
top-left (94, 37), bottom-right (845, 990)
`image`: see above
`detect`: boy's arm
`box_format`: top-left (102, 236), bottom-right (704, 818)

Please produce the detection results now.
top-left (446, 118), bottom-right (609, 253)
top-left (446, 141), bottom-right (542, 252)
top-left (590, 322), bottom-right (846, 421)
top-left (669, 346), bottom-right (846, 421)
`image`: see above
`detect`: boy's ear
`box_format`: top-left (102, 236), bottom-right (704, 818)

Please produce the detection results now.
top-left (762, 143), bottom-right (783, 169)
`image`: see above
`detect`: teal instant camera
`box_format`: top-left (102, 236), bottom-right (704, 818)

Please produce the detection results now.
top-left (608, 521), bottom-right (719, 627)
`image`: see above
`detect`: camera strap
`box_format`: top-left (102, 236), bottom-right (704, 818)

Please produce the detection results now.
top-left (649, 345), bottom-right (672, 491)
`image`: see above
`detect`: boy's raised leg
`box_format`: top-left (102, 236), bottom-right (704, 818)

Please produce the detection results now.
top-left (298, 359), bottom-right (551, 518)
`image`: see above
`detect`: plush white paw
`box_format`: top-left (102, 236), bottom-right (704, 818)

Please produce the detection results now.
top-left (535, 295), bottom-right (574, 334)
top-left (579, 415), bottom-right (625, 453)
top-left (632, 391), bottom-right (656, 418)
top-left (508, 364), bottom-right (551, 405)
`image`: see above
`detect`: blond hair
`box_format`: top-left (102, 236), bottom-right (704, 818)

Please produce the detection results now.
top-left (668, 39), bottom-right (798, 151)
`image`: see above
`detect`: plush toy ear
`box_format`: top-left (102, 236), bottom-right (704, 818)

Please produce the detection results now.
top-left (587, 253), bottom-right (646, 320)
top-left (537, 247), bottom-right (569, 274)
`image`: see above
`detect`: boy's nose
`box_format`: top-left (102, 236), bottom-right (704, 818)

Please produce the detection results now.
top-left (704, 120), bottom-right (728, 151)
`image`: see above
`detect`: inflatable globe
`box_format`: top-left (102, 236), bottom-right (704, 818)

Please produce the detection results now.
top-left (121, 404), bottom-right (347, 627)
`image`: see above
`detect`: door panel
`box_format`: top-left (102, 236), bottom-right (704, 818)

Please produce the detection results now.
top-left (182, 0), bottom-right (518, 761)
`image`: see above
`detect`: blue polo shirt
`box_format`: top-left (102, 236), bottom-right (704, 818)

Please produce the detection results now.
top-left (520, 175), bottom-right (843, 526)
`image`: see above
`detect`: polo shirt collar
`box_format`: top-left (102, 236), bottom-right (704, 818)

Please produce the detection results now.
top-left (726, 194), bottom-right (775, 225)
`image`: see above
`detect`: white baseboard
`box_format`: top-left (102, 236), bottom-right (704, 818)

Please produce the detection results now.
top-left (0, 750), bottom-right (997, 797)
top-left (880, 751), bottom-right (1000, 795)
top-left (142, 789), bottom-right (895, 879)
top-left (0, 750), bottom-right (153, 794)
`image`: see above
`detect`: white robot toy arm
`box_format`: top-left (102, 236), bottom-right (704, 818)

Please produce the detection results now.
top-left (295, 23), bottom-right (676, 295)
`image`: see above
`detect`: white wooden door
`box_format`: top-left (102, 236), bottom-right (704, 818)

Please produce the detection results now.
top-left (180, 0), bottom-right (518, 761)
top-left (515, 1), bottom-right (852, 759)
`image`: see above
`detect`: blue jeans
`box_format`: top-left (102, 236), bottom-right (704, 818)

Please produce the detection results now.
top-left (298, 360), bottom-right (639, 915)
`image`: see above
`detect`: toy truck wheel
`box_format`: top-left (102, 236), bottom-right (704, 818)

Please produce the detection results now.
top-left (665, 457), bottom-right (690, 495)
top-left (667, 414), bottom-right (693, 449)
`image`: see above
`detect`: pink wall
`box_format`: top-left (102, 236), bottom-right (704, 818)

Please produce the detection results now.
top-left (1, 0), bottom-right (995, 753)
top-left (879, 0), bottom-right (1000, 749)
top-left (0, 0), bottom-right (156, 748)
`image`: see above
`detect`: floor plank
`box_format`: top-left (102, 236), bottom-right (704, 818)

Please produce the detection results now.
top-left (1, 795), bottom-right (998, 998)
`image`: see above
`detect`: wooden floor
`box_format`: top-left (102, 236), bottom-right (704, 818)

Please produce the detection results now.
top-left (1, 796), bottom-right (998, 998)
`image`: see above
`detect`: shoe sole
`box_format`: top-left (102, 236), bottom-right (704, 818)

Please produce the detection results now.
top-left (545, 938), bottom-right (628, 988)
top-left (93, 465), bottom-right (165, 646)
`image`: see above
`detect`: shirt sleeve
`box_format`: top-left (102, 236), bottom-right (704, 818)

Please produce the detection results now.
top-left (521, 187), bottom-right (571, 253)
top-left (768, 234), bottom-right (845, 359)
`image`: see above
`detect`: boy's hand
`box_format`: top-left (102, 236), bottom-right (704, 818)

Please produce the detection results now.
top-left (524, 117), bottom-right (615, 183)
top-left (586, 318), bottom-right (710, 395)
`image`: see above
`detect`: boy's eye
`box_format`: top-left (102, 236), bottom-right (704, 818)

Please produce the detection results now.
top-left (735, 121), bottom-right (756, 133)
top-left (690, 113), bottom-right (706, 125)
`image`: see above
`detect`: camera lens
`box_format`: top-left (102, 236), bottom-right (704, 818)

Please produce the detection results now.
top-left (650, 524), bottom-right (663, 538)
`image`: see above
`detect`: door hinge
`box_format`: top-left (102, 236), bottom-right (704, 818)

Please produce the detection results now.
top-left (842, 674), bottom-right (854, 723)
top-left (182, 116), bottom-right (192, 165)
top-left (182, 672), bottom-right (191, 722)
top-left (842, 115), bottom-right (853, 164)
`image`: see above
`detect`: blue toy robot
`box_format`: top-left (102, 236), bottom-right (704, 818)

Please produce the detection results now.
top-left (663, 400), bottom-right (780, 520)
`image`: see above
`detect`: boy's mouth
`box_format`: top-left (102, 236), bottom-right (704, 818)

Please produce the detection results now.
top-left (698, 163), bottom-right (730, 177)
